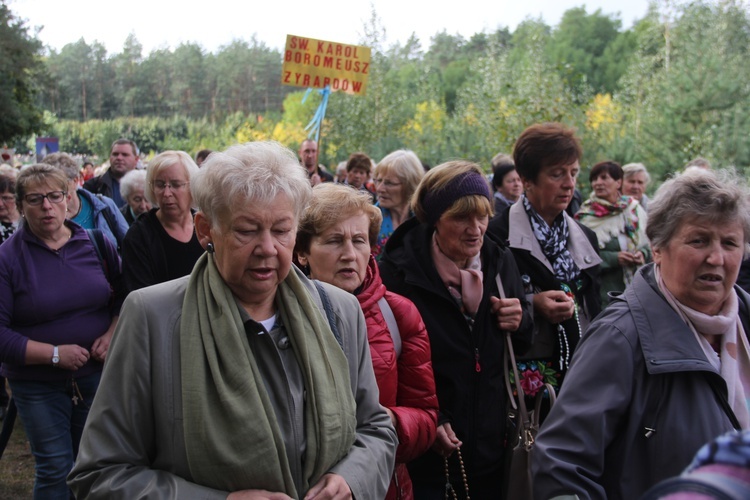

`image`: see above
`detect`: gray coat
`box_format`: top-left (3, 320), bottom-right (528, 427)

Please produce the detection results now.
top-left (68, 271), bottom-right (397, 499)
top-left (532, 264), bottom-right (745, 500)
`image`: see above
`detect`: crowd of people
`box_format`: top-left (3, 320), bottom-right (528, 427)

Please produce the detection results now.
top-left (0, 125), bottom-right (748, 500)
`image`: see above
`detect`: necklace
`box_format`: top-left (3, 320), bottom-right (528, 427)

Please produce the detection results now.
top-left (444, 447), bottom-right (470, 500)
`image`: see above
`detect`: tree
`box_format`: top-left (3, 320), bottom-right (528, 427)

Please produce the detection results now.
top-left (0, 1), bottom-right (45, 143)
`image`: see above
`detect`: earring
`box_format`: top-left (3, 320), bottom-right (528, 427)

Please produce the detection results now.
top-left (206, 242), bottom-right (215, 254)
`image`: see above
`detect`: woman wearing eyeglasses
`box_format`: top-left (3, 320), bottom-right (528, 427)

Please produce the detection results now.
top-left (0, 164), bottom-right (124, 498)
top-left (372, 150), bottom-right (425, 259)
top-left (121, 151), bottom-right (204, 295)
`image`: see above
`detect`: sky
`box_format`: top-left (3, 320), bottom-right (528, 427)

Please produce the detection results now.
top-left (9, 0), bottom-right (655, 55)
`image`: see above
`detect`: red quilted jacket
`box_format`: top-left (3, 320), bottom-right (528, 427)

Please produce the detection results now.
top-left (356, 256), bottom-right (439, 500)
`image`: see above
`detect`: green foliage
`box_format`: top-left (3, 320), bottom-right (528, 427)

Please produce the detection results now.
top-left (3, 1), bottom-right (746, 187)
top-left (0, 1), bottom-right (45, 143)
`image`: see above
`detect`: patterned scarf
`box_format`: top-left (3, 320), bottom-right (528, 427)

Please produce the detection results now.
top-left (575, 195), bottom-right (642, 249)
top-left (522, 195), bottom-right (580, 283)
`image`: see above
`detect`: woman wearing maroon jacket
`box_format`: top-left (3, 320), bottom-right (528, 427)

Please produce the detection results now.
top-left (296, 183), bottom-right (438, 500)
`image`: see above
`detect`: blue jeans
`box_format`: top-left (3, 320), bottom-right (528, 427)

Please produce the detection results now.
top-left (9, 372), bottom-right (101, 500)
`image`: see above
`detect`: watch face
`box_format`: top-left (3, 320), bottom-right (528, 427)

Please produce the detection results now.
top-left (52, 356), bottom-right (60, 363)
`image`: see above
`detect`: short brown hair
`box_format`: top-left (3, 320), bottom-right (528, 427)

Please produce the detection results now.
top-left (346, 152), bottom-right (372, 173)
top-left (513, 123), bottom-right (582, 183)
top-left (296, 183), bottom-right (382, 256)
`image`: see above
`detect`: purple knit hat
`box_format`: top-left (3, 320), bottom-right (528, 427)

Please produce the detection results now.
top-left (422, 171), bottom-right (491, 226)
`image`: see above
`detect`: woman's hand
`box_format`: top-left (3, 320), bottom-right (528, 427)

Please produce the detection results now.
top-left (533, 290), bottom-right (575, 324)
top-left (304, 473), bottom-right (352, 500)
top-left (90, 331), bottom-right (113, 363)
top-left (431, 422), bottom-right (462, 457)
top-left (227, 491), bottom-right (293, 500)
top-left (58, 344), bottom-right (90, 371)
top-left (490, 297), bottom-right (522, 331)
top-left (91, 315), bottom-right (119, 363)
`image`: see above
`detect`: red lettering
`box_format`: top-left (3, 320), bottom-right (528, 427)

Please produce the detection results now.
top-left (352, 81), bottom-right (362, 93)
top-left (344, 46), bottom-right (352, 57)
top-left (313, 55), bottom-right (320, 66)
top-left (313, 76), bottom-right (321, 87)
top-left (323, 77), bottom-right (330, 87)
top-left (336, 58), bottom-right (341, 70)
top-left (345, 60), bottom-right (352, 71)
top-left (342, 79), bottom-right (349, 90)
top-left (284, 50), bottom-right (292, 62)
top-left (297, 38), bottom-right (309, 50)
top-left (303, 74), bottom-right (311, 86)
top-left (362, 62), bottom-right (369, 74)
top-left (353, 47), bottom-right (359, 59)
top-left (294, 52), bottom-right (302, 63)
top-left (336, 44), bottom-right (343, 56)
top-left (283, 71), bottom-right (291, 83)
top-left (333, 78), bottom-right (340, 89)
top-left (317, 41), bottom-right (324, 52)
top-left (323, 56), bottom-right (333, 68)
top-left (353, 61), bottom-right (360, 72)
top-left (326, 44), bottom-right (334, 55)
top-left (304, 53), bottom-right (311, 65)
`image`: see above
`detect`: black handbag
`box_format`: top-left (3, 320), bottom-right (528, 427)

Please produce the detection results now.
top-left (503, 330), bottom-right (556, 500)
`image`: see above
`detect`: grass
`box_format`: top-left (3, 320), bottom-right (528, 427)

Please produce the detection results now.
top-left (0, 412), bottom-right (34, 499)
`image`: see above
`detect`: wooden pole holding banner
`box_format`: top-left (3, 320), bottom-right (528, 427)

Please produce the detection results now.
top-left (281, 35), bottom-right (371, 171)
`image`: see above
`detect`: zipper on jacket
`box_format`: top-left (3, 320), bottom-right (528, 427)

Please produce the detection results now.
top-left (474, 348), bottom-right (481, 372)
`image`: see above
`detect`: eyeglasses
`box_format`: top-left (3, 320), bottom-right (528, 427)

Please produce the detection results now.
top-left (374, 179), bottom-right (401, 188)
top-left (0, 195), bottom-right (15, 204)
top-left (24, 191), bottom-right (67, 206)
top-left (152, 180), bottom-right (189, 192)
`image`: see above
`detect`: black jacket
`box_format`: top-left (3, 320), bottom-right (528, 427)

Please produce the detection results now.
top-left (378, 218), bottom-right (532, 492)
top-left (121, 209), bottom-right (204, 295)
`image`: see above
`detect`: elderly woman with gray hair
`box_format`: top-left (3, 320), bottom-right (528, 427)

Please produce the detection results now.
top-left (118, 169), bottom-right (151, 225)
top-left (69, 141), bottom-right (396, 499)
top-left (533, 168), bottom-right (750, 499)
top-left (41, 152), bottom-right (129, 249)
top-left (121, 151), bottom-right (204, 294)
top-left (622, 162), bottom-right (651, 211)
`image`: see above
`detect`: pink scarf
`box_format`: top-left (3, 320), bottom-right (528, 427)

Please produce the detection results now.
top-left (656, 266), bottom-right (750, 429)
top-left (431, 233), bottom-right (483, 315)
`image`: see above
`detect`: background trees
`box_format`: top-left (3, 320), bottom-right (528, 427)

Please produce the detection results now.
top-left (0, 2), bottom-right (44, 144)
top-left (4, 0), bottom-right (747, 191)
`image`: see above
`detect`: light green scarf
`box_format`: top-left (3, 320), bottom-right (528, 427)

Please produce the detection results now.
top-left (180, 254), bottom-right (356, 496)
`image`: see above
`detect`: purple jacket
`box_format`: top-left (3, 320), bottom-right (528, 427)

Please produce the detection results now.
top-left (0, 221), bottom-right (123, 381)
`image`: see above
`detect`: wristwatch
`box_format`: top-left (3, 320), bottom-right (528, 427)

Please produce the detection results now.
top-left (52, 346), bottom-right (60, 367)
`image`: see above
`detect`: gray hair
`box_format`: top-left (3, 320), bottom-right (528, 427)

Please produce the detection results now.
top-left (374, 150), bottom-right (424, 202)
top-left (145, 151), bottom-right (199, 206)
top-left (41, 152), bottom-right (79, 182)
top-left (647, 168), bottom-right (750, 252)
top-left (120, 169), bottom-right (148, 200)
top-left (191, 141), bottom-right (312, 230)
top-left (622, 162), bottom-right (651, 185)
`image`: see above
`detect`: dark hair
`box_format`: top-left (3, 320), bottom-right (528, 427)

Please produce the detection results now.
top-left (589, 160), bottom-right (623, 183)
top-left (0, 174), bottom-right (14, 194)
top-left (513, 123), bottom-right (582, 183)
top-left (346, 152), bottom-right (372, 173)
top-left (195, 149), bottom-right (213, 164)
top-left (491, 153), bottom-right (516, 190)
top-left (111, 138), bottom-right (138, 156)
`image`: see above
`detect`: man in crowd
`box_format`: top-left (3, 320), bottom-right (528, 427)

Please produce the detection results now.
top-left (299, 139), bottom-right (333, 185)
top-left (83, 139), bottom-right (138, 208)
